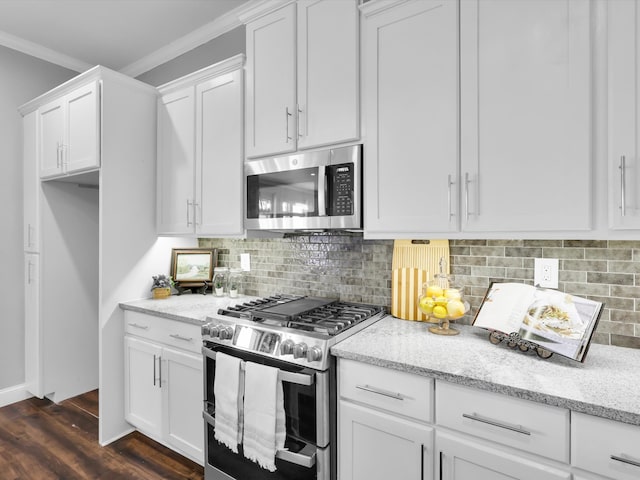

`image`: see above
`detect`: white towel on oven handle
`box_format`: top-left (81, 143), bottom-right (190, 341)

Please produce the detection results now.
top-left (213, 352), bottom-right (244, 453)
top-left (242, 361), bottom-right (286, 472)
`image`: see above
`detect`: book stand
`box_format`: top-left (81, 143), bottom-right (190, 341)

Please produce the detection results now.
top-left (487, 330), bottom-right (553, 359)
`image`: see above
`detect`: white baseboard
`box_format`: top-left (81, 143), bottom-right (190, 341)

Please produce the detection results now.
top-left (0, 383), bottom-right (32, 408)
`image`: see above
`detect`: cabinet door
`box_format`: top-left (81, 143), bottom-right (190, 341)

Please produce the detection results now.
top-left (437, 431), bottom-right (570, 480)
top-left (65, 80), bottom-right (100, 174)
top-left (157, 87), bottom-right (196, 234)
top-left (362, 0), bottom-right (459, 234)
top-left (460, 0), bottom-right (591, 232)
top-left (245, 3), bottom-right (296, 158)
top-left (196, 69), bottom-right (244, 236)
top-left (297, 0), bottom-right (359, 149)
top-left (162, 346), bottom-right (204, 463)
top-left (24, 111), bottom-right (39, 252)
top-left (339, 401), bottom-right (433, 480)
top-left (124, 336), bottom-right (162, 438)
top-left (24, 253), bottom-right (42, 398)
top-left (609, 0), bottom-right (640, 229)
top-left (38, 98), bottom-right (65, 179)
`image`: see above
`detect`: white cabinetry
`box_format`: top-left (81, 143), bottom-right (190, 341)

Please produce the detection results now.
top-left (608, 0), bottom-right (640, 229)
top-left (338, 358), bottom-right (434, 480)
top-left (572, 412), bottom-right (640, 480)
top-left (243, 0), bottom-right (359, 158)
top-left (157, 55), bottom-right (244, 236)
top-left (362, 0), bottom-right (592, 237)
top-left (38, 80), bottom-right (100, 179)
top-left (124, 311), bottom-right (204, 464)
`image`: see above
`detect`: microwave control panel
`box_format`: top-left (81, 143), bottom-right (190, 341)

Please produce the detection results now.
top-left (327, 163), bottom-right (354, 216)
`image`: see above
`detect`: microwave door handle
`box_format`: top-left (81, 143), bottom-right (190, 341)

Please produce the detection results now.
top-left (317, 165), bottom-right (327, 216)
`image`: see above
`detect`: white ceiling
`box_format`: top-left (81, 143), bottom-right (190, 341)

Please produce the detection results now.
top-left (0, 0), bottom-right (251, 76)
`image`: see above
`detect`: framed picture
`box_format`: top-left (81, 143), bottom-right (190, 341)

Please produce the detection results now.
top-left (170, 248), bottom-right (218, 287)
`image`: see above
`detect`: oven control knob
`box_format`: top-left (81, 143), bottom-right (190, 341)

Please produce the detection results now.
top-left (219, 326), bottom-right (234, 340)
top-left (280, 339), bottom-right (295, 356)
top-left (292, 342), bottom-right (308, 359)
top-left (306, 346), bottom-right (323, 362)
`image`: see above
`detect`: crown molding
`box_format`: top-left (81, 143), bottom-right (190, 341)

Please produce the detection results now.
top-left (119, 4), bottom-right (246, 78)
top-left (0, 30), bottom-right (92, 73)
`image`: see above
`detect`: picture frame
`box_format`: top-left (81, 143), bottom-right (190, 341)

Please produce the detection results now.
top-left (170, 248), bottom-right (218, 288)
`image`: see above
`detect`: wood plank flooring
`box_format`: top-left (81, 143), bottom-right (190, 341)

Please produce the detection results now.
top-left (0, 390), bottom-right (204, 480)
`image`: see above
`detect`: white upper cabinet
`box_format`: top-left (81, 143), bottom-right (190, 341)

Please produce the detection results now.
top-left (362, 0), bottom-right (459, 235)
top-left (609, 0), bottom-right (640, 229)
top-left (38, 80), bottom-right (100, 179)
top-left (362, 0), bottom-right (592, 237)
top-left (157, 87), bottom-right (196, 235)
top-left (157, 56), bottom-right (245, 236)
top-left (460, 0), bottom-right (591, 233)
top-left (244, 0), bottom-right (359, 158)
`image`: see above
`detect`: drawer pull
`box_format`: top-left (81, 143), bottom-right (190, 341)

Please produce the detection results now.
top-left (169, 333), bottom-right (193, 342)
top-left (611, 454), bottom-right (640, 468)
top-left (356, 384), bottom-right (405, 401)
top-left (462, 413), bottom-right (531, 436)
top-left (128, 323), bottom-right (149, 330)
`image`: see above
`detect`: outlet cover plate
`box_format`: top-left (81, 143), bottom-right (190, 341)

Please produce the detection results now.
top-left (534, 258), bottom-right (559, 289)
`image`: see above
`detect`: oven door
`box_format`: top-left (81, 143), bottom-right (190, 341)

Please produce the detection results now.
top-left (203, 343), bottom-right (330, 480)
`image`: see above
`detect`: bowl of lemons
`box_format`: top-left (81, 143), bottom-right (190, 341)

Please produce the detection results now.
top-left (417, 274), bottom-right (469, 335)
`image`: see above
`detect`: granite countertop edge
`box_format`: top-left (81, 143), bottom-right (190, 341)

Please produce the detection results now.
top-left (331, 317), bottom-right (640, 427)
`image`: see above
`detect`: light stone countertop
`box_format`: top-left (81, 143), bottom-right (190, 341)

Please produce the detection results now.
top-left (119, 293), bottom-right (259, 325)
top-left (331, 315), bottom-right (640, 427)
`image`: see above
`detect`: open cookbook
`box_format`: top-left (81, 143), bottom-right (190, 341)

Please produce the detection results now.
top-left (473, 282), bottom-right (604, 362)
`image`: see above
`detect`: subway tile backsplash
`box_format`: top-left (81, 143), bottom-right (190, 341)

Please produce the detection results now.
top-left (199, 236), bottom-right (640, 350)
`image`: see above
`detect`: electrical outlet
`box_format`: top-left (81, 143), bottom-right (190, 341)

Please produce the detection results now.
top-left (534, 258), bottom-right (559, 289)
top-left (240, 253), bottom-right (251, 272)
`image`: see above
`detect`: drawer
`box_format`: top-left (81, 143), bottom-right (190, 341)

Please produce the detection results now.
top-left (124, 311), bottom-right (201, 354)
top-left (572, 412), bottom-right (640, 480)
top-left (436, 380), bottom-right (569, 463)
top-left (338, 358), bottom-right (434, 423)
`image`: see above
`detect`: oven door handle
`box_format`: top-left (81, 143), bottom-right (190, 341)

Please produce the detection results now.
top-left (203, 408), bottom-right (317, 468)
top-left (203, 348), bottom-right (315, 386)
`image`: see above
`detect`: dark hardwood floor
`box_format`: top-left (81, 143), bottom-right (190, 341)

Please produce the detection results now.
top-left (0, 390), bottom-right (204, 480)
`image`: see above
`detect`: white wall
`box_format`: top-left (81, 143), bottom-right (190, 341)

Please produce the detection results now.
top-left (0, 45), bottom-right (75, 391)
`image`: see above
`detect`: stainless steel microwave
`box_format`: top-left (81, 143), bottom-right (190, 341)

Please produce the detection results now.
top-left (245, 144), bottom-right (362, 231)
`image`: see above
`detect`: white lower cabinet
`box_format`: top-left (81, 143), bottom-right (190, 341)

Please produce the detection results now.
top-left (124, 312), bottom-right (203, 464)
top-left (436, 431), bottom-right (570, 480)
top-left (339, 401), bottom-right (433, 480)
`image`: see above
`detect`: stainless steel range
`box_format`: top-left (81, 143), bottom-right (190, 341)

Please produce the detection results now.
top-left (201, 294), bottom-right (385, 480)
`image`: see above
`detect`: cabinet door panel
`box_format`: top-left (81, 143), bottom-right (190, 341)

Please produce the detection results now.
top-left (157, 87), bottom-right (195, 234)
top-left (124, 336), bottom-right (162, 437)
top-left (246, 3), bottom-right (296, 158)
top-left (196, 70), bottom-right (244, 235)
top-left (609, 0), bottom-right (640, 229)
top-left (297, 0), bottom-right (359, 149)
top-left (460, 0), bottom-right (591, 232)
top-left (363, 0), bottom-right (459, 234)
top-left (65, 80), bottom-right (100, 174)
top-left (38, 99), bottom-right (64, 179)
top-left (163, 347), bottom-right (204, 463)
top-left (339, 401), bottom-right (433, 480)
top-left (437, 431), bottom-right (570, 480)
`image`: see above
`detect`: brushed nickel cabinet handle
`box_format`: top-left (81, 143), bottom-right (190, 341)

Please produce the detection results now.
top-left (356, 384), bottom-right (405, 400)
top-left (462, 412), bottom-right (531, 436)
top-left (611, 454), bottom-right (640, 468)
top-left (620, 155), bottom-right (627, 217)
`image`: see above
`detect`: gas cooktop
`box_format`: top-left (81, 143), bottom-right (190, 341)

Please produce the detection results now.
top-left (202, 294), bottom-right (386, 370)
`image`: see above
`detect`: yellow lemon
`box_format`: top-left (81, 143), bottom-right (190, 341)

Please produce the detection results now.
top-left (444, 288), bottom-right (462, 300)
top-left (426, 285), bottom-right (444, 298)
top-left (446, 299), bottom-right (466, 319)
top-left (433, 305), bottom-right (448, 319)
top-left (434, 296), bottom-right (448, 307)
top-left (418, 296), bottom-right (435, 314)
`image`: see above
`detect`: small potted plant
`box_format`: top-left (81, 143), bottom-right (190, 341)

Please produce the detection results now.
top-left (151, 274), bottom-right (174, 299)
